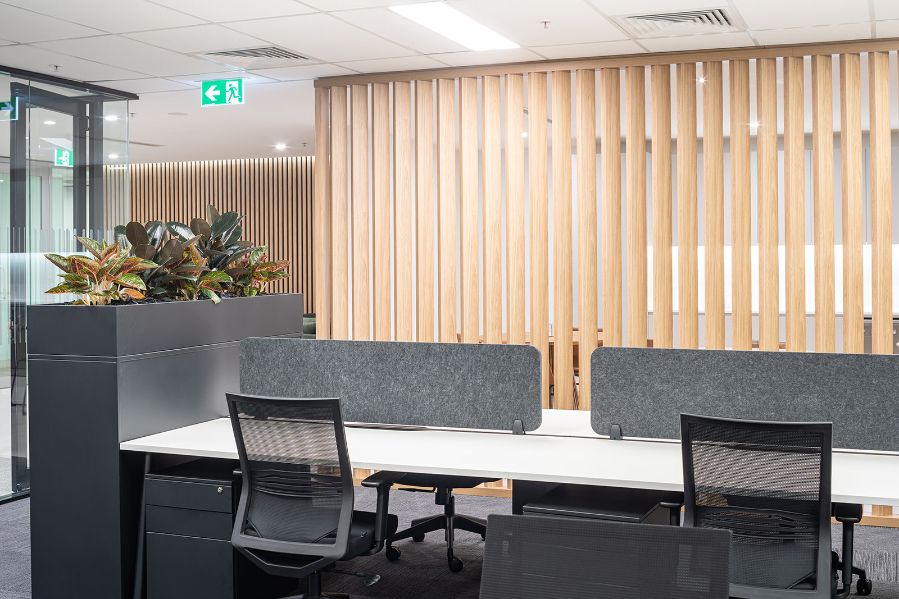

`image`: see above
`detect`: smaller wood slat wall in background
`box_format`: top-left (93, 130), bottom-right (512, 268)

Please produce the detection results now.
top-left (114, 157), bottom-right (314, 313)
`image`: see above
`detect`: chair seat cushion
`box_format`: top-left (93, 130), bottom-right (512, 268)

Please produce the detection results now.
top-left (394, 472), bottom-right (499, 489)
top-left (344, 510), bottom-right (399, 559)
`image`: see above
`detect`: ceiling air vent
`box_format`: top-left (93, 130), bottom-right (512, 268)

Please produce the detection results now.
top-left (617, 8), bottom-right (741, 37)
top-left (198, 46), bottom-right (309, 70)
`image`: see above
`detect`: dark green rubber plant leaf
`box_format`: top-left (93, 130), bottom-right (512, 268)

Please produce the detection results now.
top-left (190, 218), bottom-right (212, 238)
top-left (125, 222), bottom-right (149, 247)
top-left (210, 211), bottom-right (240, 240)
top-left (146, 221), bottom-right (167, 248)
top-left (167, 221), bottom-right (194, 242)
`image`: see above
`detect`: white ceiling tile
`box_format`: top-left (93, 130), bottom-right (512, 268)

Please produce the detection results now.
top-left (752, 23), bottom-right (872, 46)
top-left (875, 20), bottom-right (899, 38)
top-left (731, 0), bottom-right (869, 30)
top-left (0, 44), bottom-right (145, 81)
top-left (1, 0), bottom-right (203, 33)
top-left (148, 0), bottom-right (315, 22)
top-left (37, 36), bottom-right (226, 77)
top-left (872, 0), bottom-right (899, 21)
top-left (587, 0), bottom-right (722, 17)
top-left (338, 55), bottom-right (447, 73)
top-left (336, 8), bottom-right (466, 54)
top-left (227, 13), bottom-right (412, 62)
top-left (0, 4), bottom-right (102, 43)
top-left (428, 48), bottom-right (543, 67)
top-left (639, 32), bottom-right (755, 52)
top-left (127, 24), bottom-right (268, 54)
top-left (449, 0), bottom-right (627, 46)
top-left (251, 63), bottom-right (356, 81)
top-left (301, 0), bottom-right (432, 10)
top-left (532, 39), bottom-right (644, 59)
top-left (90, 77), bottom-right (195, 94)
top-left (167, 71), bottom-right (279, 87)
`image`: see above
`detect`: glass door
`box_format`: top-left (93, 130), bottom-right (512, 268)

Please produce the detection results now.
top-left (2, 77), bottom-right (129, 501)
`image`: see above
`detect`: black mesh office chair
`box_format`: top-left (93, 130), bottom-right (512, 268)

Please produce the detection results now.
top-left (479, 514), bottom-right (732, 598)
top-left (227, 393), bottom-right (399, 599)
top-left (681, 413), bottom-right (871, 599)
top-left (382, 473), bottom-right (496, 572)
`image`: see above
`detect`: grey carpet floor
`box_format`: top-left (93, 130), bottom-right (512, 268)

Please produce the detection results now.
top-left (3, 490), bottom-right (899, 599)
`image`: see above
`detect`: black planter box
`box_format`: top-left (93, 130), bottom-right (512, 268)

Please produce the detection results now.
top-left (26, 294), bottom-right (304, 599)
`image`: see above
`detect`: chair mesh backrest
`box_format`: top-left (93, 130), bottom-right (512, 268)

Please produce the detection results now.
top-left (480, 515), bottom-right (731, 599)
top-left (681, 414), bottom-right (831, 593)
top-left (228, 394), bottom-right (352, 549)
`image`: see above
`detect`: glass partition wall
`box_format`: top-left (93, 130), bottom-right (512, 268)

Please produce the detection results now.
top-left (0, 68), bottom-right (133, 501)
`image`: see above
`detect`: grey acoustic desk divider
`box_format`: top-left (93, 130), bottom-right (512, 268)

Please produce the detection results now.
top-left (240, 338), bottom-right (542, 432)
top-left (591, 347), bottom-right (899, 452)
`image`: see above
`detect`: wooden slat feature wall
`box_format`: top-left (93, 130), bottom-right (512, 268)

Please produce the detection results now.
top-left (840, 54), bottom-right (864, 354)
top-left (505, 74), bottom-right (526, 346)
top-left (577, 68), bottom-right (597, 408)
top-left (311, 45), bottom-right (899, 467)
top-left (626, 66), bottom-right (647, 349)
top-left (415, 80), bottom-right (435, 343)
top-left (552, 70), bottom-right (574, 410)
top-left (330, 86), bottom-right (349, 339)
top-left (351, 84), bottom-right (370, 340)
top-left (528, 73), bottom-right (551, 408)
top-left (436, 79), bottom-right (457, 343)
top-left (126, 156), bottom-right (314, 313)
top-left (812, 56), bottom-right (836, 352)
top-left (729, 59), bottom-right (752, 351)
top-left (784, 56), bottom-right (806, 352)
top-left (676, 62), bottom-right (698, 349)
top-left (371, 83), bottom-right (391, 341)
top-left (870, 49), bottom-right (891, 528)
top-left (314, 87), bottom-right (331, 339)
top-left (869, 52), bottom-right (893, 356)
top-left (756, 58), bottom-right (780, 351)
top-left (483, 75), bottom-right (503, 344)
top-left (393, 81), bottom-right (414, 342)
top-left (459, 77), bottom-right (479, 343)
top-left (651, 65), bottom-right (673, 349)
top-left (600, 68), bottom-right (622, 348)
top-left (702, 61), bottom-right (724, 349)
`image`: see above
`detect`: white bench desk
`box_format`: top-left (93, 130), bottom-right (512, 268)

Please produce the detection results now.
top-left (121, 408), bottom-right (899, 508)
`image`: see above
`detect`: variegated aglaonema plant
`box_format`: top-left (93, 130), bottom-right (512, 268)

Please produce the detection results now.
top-left (44, 238), bottom-right (156, 305)
top-left (45, 206), bottom-right (290, 306)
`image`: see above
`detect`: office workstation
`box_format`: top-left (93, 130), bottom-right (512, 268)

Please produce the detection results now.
top-left (5, 2), bottom-right (899, 599)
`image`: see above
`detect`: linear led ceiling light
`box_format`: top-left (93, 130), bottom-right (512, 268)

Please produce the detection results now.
top-left (390, 2), bottom-right (518, 51)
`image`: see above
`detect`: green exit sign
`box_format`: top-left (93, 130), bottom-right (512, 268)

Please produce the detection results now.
top-left (54, 148), bottom-right (74, 168)
top-left (201, 78), bottom-right (244, 107)
top-left (0, 98), bottom-right (18, 121)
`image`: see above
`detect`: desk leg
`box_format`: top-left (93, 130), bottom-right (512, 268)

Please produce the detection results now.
top-left (511, 480), bottom-right (559, 514)
top-left (132, 454), bottom-right (152, 599)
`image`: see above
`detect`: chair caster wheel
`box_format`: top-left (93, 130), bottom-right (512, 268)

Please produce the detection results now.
top-left (412, 532), bottom-right (425, 542)
top-left (857, 579), bottom-right (872, 596)
top-left (448, 557), bottom-right (463, 573)
top-left (386, 546), bottom-right (401, 561)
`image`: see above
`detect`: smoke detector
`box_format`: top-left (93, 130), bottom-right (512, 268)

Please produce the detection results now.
top-left (616, 8), bottom-right (742, 37)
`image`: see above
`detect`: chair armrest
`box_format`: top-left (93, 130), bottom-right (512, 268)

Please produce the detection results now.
top-left (832, 502), bottom-right (862, 524)
top-left (361, 470), bottom-right (405, 489)
top-left (361, 471), bottom-right (404, 552)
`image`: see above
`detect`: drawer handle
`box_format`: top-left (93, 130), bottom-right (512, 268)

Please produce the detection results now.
top-left (217, 486), bottom-right (224, 494)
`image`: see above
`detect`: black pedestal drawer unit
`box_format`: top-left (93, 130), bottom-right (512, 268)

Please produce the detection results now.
top-left (144, 460), bottom-right (296, 599)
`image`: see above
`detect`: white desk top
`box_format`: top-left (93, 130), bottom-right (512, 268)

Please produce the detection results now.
top-left (121, 409), bottom-right (899, 507)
